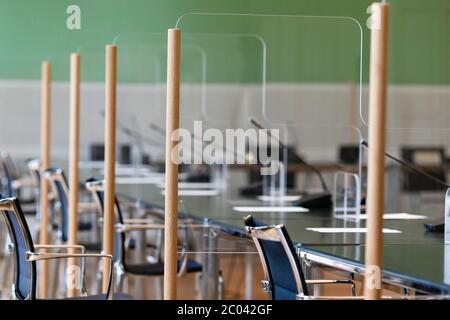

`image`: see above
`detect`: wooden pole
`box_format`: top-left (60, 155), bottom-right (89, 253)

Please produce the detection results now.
top-left (364, 2), bottom-right (389, 300)
top-left (164, 28), bottom-right (181, 300)
top-left (68, 53), bottom-right (81, 297)
top-left (39, 61), bottom-right (51, 299)
top-left (102, 45), bottom-right (117, 292)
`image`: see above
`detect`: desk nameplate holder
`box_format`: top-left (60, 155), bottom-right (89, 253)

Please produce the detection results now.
top-left (445, 188), bottom-right (450, 244)
top-left (333, 171), bottom-right (361, 220)
top-left (445, 188), bottom-right (450, 285)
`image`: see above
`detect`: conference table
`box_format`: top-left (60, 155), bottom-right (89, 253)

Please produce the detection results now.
top-left (112, 169), bottom-right (450, 298)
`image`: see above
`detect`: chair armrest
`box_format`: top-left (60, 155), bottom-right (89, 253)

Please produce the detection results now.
top-left (305, 279), bottom-right (354, 285)
top-left (305, 279), bottom-right (356, 296)
top-left (26, 251), bottom-right (114, 300)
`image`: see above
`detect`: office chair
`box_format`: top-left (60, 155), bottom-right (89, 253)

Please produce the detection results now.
top-left (0, 195), bottom-right (131, 300)
top-left (244, 215), bottom-right (355, 300)
top-left (0, 153), bottom-right (35, 200)
top-left (0, 156), bottom-right (40, 298)
top-left (0, 155), bottom-right (13, 297)
top-left (43, 168), bottom-right (102, 297)
top-left (85, 179), bottom-right (204, 296)
top-left (43, 168), bottom-right (98, 245)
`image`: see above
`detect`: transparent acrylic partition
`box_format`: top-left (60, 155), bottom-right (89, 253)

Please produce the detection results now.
top-left (114, 34), bottom-right (166, 206)
top-left (179, 30), bottom-right (265, 299)
top-left (80, 37), bottom-right (165, 299)
top-left (77, 44), bottom-right (106, 179)
top-left (445, 188), bottom-right (450, 244)
top-left (111, 33), bottom-right (218, 299)
top-left (168, 13), bottom-right (367, 299)
top-left (446, 187), bottom-right (450, 285)
top-left (79, 39), bottom-right (165, 203)
top-left (187, 33), bottom-right (266, 194)
top-left (112, 32), bottom-right (208, 199)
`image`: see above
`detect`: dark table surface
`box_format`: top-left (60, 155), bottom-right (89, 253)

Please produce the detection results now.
top-left (115, 175), bottom-right (450, 293)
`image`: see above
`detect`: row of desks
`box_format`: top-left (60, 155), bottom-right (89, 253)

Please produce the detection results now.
top-left (115, 170), bottom-right (450, 296)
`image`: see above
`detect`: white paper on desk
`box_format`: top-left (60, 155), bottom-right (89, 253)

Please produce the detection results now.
top-left (233, 206), bottom-right (309, 213)
top-left (257, 195), bottom-right (302, 202)
top-left (160, 189), bottom-right (220, 196)
top-left (335, 213), bottom-right (427, 220)
top-left (157, 182), bottom-right (218, 189)
top-left (115, 168), bottom-right (154, 176)
top-left (306, 227), bottom-right (402, 234)
top-left (115, 177), bottom-right (165, 184)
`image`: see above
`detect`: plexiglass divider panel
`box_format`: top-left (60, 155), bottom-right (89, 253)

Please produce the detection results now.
top-left (77, 44), bottom-right (106, 179)
top-left (170, 14), bottom-right (367, 284)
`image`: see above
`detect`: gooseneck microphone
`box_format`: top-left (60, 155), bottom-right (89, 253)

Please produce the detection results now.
top-left (149, 123), bottom-right (166, 136)
top-left (361, 140), bottom-right (449, 188)
top-left (361, 139), bottom-right (448, 233)
top-left (249, 118), bottom-right (329, 193)
top-left (100, 111), bottom-right (164, 147)
top-left (248, 118), bottom-right (332, 208)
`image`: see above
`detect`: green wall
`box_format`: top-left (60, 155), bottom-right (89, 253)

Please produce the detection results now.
top-left (0, 0), bottom-right (448, 84)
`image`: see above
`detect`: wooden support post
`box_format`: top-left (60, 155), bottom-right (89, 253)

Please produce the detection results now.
top-left (68, 53), bottom-right (81, 297)
top-left (364, 2), bottom-right (390, 300)
top-left (39, 61), bottom-right (51, 299)
top-left (164, 28), bottom-right (181, 300)
top-left (102, 45), bottom-right (117, 292)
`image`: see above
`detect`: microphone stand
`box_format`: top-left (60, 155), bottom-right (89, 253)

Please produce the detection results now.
top-left (361, 139), bottom-right (448, 232)
top-left (249, 118), bottom-right (332, 208)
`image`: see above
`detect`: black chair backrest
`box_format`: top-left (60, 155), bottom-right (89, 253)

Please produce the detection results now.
top-left (0, 196), bottom-right (36, 300)
top-left (45, 168), bottom-right (69, 242)
top-left (244, 215), bottom-right (308, 300)
top-left (85, 178), bottom-right (125, 264)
